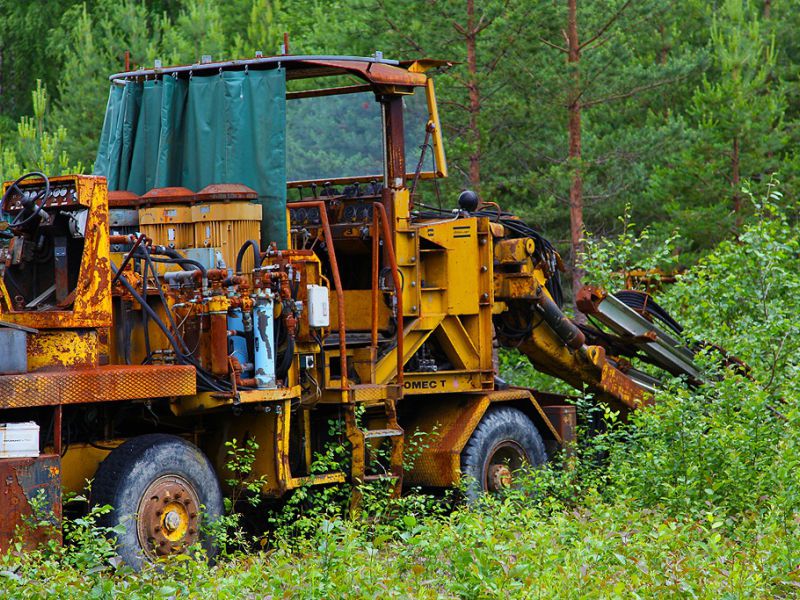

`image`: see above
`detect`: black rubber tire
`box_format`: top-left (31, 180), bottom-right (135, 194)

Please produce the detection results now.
top-left (460, 406), bottom-right (547, 502)
top-left (92, 434), bottom-right (224, 569)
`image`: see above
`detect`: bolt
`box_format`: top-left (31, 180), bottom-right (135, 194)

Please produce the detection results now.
top-left (163, 510), bottom-right (182, 532)
top-left (480, 265), bottom-right (488, 273)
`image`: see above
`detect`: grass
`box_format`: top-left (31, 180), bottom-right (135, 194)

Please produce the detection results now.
top-left (3, 494), bottom-right (800, 598)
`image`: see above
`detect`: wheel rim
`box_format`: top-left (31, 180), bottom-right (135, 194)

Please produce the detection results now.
top-left (483, 440), bottom-right (527, 493)
top-left (136, 475), bottom-right (201, 559)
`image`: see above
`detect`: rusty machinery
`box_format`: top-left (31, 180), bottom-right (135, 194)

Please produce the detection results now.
top-left (0, 55), bottom-right (701, 566)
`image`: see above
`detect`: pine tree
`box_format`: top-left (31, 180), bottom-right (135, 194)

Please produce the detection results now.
top-left (648, 0), bottom-right (786, 250)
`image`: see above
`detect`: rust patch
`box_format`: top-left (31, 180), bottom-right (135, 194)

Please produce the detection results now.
top-left (108, 190), bottom-right (140, 208)
top-left (0, 455), bottom-right (62, 553)
top-left (139, 186), bottom-right (196, 206)
top-left (196, 183), bottom-right (257, 202)
top-left (575, 285), bottom-right (605, 316)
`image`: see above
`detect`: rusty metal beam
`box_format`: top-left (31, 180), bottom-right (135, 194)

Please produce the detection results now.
top-left (0, 365), bottom-right (196, 408)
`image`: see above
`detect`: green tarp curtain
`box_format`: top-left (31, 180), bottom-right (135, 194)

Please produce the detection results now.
top-left (94, 68), bottom-right (287, 246)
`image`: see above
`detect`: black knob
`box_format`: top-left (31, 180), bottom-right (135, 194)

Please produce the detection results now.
top-left (458, 190), bottom-right (479, 212)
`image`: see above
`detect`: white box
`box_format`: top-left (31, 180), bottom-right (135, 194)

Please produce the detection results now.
top-left (307, 285), bottom-right (330, 327)
top-left (0, 422), bottom-right (40, 458)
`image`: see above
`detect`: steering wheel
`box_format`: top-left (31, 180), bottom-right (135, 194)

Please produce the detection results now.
top-left (1, 171), bottom-right (50, 229)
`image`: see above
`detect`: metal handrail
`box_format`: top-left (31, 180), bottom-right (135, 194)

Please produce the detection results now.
top-left (288, 201), bottom-right (348, 391)
top-left (371, 202), bottom-right (404, 387)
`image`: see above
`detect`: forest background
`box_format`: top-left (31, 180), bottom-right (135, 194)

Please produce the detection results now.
top-left (0, 0), bottom-right (794, 291)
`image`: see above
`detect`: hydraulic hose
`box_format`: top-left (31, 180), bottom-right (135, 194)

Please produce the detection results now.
top-left (111, 262), bottom-right (228, 392)
top-left (132, 250), bottom-right (208, 278)
top-left (235, 239), bottom-right (262, 274)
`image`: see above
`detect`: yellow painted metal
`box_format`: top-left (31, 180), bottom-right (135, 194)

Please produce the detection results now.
top-left (403, 389), bottom-right (561, 488)
top-left (495, 237), bottom-right (535, 264)
top-left (161, 500), bottom-right (190, 541)
top-left (0, 175), bottom-right (112, 331)
top-left (59, 441), bottom-right (123, 494)
top-left (330, 290), bottom-right (392, 331)
top-left (170, 386), bottom-right (302, 416)
top-left (191, 201), bottom-right (262, 271)
top-left (0, 365), bottom-right (196, 409)
top-left (403, 394), bottom-right (489, 487)
top-left (138, 204), bottom-right (194, 248)
top-left (211, 410), bottom-right (281, 496)
top-left (371, 191), bottom-right (495, 396)
top-left (401, 371), bottom-right (486, 395)
top-left (423, 78), bottom-right (447, 179)
top-left (27, 329), bottom-right (101, 371)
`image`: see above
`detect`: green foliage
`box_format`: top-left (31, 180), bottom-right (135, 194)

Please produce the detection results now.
top-left (0, 80), bottom-right (80, 182)
top-left (224, 437), bottom-right (268, 509)
top-left (579, 202), bottom-right (681, 292)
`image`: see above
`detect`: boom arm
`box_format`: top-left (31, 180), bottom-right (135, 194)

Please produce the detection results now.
top-left (492, 229), bottom-right (697, 411)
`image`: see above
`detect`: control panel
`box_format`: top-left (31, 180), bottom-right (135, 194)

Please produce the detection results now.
top-left (2, 178), bottom-right (85, 213)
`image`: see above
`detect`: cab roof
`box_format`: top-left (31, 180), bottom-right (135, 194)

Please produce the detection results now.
top-left (108, 54), bottom-right (446, 88)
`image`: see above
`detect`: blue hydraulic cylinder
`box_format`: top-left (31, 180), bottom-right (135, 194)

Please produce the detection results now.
top-left (227, 307), bottom-right (252, 378)
top-left (252, 292), bottom-right (276, 389)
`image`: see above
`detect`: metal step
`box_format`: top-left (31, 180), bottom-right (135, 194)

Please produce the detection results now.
top-left (363, 428), bottom-right (403, 439)
top-left (364, 473), bottom-right (400, 482)
top-left (324, 331), bottom-right (392, 348)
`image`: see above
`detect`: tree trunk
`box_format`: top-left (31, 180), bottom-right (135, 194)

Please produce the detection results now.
top-left (567, 0), bottom-right (585, 311)
top-left (466, 0), bottom-right (481, 190)
top-left (764, 0), bottom-right (771, 19)
top-left (732, 135), bottom-right (741, 226)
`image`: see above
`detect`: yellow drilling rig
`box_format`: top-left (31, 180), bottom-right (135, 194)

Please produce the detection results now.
top-left (0, 54), bottom-right (699, 567)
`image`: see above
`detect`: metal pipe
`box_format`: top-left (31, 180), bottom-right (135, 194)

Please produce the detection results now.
top-left (111, 233), bottom-right (147, 286)
top-left (371, 211), bottom-right (380, 349)
top-left (536, 288), bottom-right (585, 350)
top-left (54, 405), bottom-right (62, 456)
top-left (210, 311), bottom-right (229, 376)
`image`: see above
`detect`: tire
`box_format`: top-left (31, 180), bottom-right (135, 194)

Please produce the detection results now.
top-left (460, 406), bottom-right (547, 502)
top-left (92, 433), bottom-right (224, 569)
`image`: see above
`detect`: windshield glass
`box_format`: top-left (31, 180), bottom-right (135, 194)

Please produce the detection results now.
top-left (286, 87), bottom-right (435, 183)
top-left (286, 91), bottom-right (383, 182)
top-left (403, 91), bottom-right (433, 174)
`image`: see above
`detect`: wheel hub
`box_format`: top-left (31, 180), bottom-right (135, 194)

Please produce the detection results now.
top-left (487, 463), bottom-right (513, 492)
top-left (136, 475), bottom-right (201, 558)
top-left (482, 440), bottom-right (526, 494)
